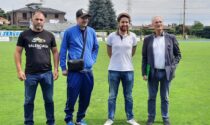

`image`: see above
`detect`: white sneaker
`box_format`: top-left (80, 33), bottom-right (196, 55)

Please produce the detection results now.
top-left (127, 119), bottom-right (140, 125)
top-left (104, 119), bottom-right (114, 125)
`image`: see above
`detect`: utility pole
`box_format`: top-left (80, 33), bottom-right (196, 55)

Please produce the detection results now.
top-left (127, 0), bottom-right (131, 15)
top-left (183, 0), bottom-right (186, 38)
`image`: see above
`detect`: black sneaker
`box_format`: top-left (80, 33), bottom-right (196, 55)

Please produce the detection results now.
top-left (146, 119), bottom-right (153, 125)
top-left (163, 119), bottom-right (171, 125)
top-left (75, 119), bottom-right (87, 125)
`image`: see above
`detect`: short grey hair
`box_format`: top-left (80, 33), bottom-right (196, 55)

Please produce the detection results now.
top-left (152, 16), bottom-right (163, 23)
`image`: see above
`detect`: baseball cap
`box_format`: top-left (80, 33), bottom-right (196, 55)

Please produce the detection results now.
top-left (76, 8), bottom-right (91, 18)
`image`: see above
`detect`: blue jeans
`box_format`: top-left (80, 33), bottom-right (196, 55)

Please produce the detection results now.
top-left (148, 69), bottom-right (171, 122)
top-left (108, 70), bottom-right (134, 120)
top-left (64, 71), bottom-right (94, 123)
top-left (24, 71), bottom-right (54, 125)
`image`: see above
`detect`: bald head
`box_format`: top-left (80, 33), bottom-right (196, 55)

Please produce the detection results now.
top-left (152, 16), bottom-right (164, 35)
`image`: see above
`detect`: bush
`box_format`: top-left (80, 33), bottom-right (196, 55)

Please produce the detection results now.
top-left (0, 25), bottom-right (28, 30)
top-left (201, 26), bottom-right (210, 38)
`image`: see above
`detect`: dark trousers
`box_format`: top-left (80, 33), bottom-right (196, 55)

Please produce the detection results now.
top-left (148, 69), bottom-right (171, 122)
top-left (24, 71), bottom-right (54, 125)
top-left (64, 71), bottom-right (94, 123)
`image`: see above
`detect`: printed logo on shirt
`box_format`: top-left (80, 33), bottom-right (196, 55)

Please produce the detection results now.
top-left (28, 37), bottom-right (48, 49)
top-left (32, 37), bottom-right (46, 43)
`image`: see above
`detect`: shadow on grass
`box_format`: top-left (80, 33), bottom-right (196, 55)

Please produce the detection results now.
top-left (15, 119), bottom-right (163, 125)
top-left (86, 118), bottom-right (164, 125)
top-left (153, 121), bottom-right (164, 125)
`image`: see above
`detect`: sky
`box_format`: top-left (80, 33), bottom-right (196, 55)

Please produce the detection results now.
top-left (0, 0), bottom-right (210, 26)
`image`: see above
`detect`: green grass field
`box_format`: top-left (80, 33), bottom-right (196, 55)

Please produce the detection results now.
top-left (0, 41), bottom-right (210, 125)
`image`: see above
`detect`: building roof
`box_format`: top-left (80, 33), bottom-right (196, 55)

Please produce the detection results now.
top-left (26, 3), bottom-right (42, 7)
top-left (9, 6), bottom-right (65, 14)
top-left (0, 17), bottom-right (9, 21)
top-left (0, 17), bottom-right (10, 25)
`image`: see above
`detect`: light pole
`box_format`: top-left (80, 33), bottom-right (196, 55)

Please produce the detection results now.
top-left (183, 0), bottom-right (186, 39)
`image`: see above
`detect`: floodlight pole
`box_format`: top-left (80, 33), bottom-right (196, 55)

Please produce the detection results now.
top-left (127, 0), bottom-right (131, 15)
top-left (183, 0), bottom-right (186, 38)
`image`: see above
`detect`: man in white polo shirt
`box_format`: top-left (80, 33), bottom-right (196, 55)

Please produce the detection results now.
top-left (104, 13), bottom-right (140, 125)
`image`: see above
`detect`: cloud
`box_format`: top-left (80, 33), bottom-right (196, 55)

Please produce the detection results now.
top-left (1, 0), bottom-right (210, 25)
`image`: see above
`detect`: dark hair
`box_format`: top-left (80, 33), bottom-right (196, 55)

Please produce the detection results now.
top-left (32, 10), bottom-right (45, 17)
top-left (117, 13), bottom-right (131, 22)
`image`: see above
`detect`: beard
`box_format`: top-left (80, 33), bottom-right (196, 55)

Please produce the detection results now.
top-left (119, 26), bottom-right (129, 32)
top-left (34, 24), bottom-right (43, 31)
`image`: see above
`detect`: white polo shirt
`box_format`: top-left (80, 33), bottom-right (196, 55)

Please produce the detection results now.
top-left (153, 35), bottom-right (165, 69)
top-left (107, 32), bottom-right (137, 71)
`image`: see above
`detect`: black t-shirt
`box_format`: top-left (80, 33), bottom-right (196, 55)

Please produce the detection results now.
top-left (17, 29), bottom-right (56, 74)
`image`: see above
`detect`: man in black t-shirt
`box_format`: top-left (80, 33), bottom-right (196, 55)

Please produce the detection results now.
top-left (14, 11), bottom-right (59, 125)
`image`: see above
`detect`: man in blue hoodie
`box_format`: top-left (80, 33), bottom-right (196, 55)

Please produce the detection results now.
top-left (59, 8), bottom-right (99, 125)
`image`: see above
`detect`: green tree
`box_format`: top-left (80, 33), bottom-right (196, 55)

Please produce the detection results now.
top-left (175, 24), bottom-right (190, 35)
top-left (190, 21), bottom-right (204, 36)
top-left (88, 0), bottom-right (117, 30)
top-left (0, 8), bottom-right (8, 19)
top-left (201, 26), bottom-right (210, 38)
top-left (104, 0), bottom-right (117, 29)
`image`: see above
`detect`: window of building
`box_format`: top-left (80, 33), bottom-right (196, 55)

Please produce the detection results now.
top-left (22, 13), bottom-right (27, 20)
top-left (55, 14), bottom-right (59, 18)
